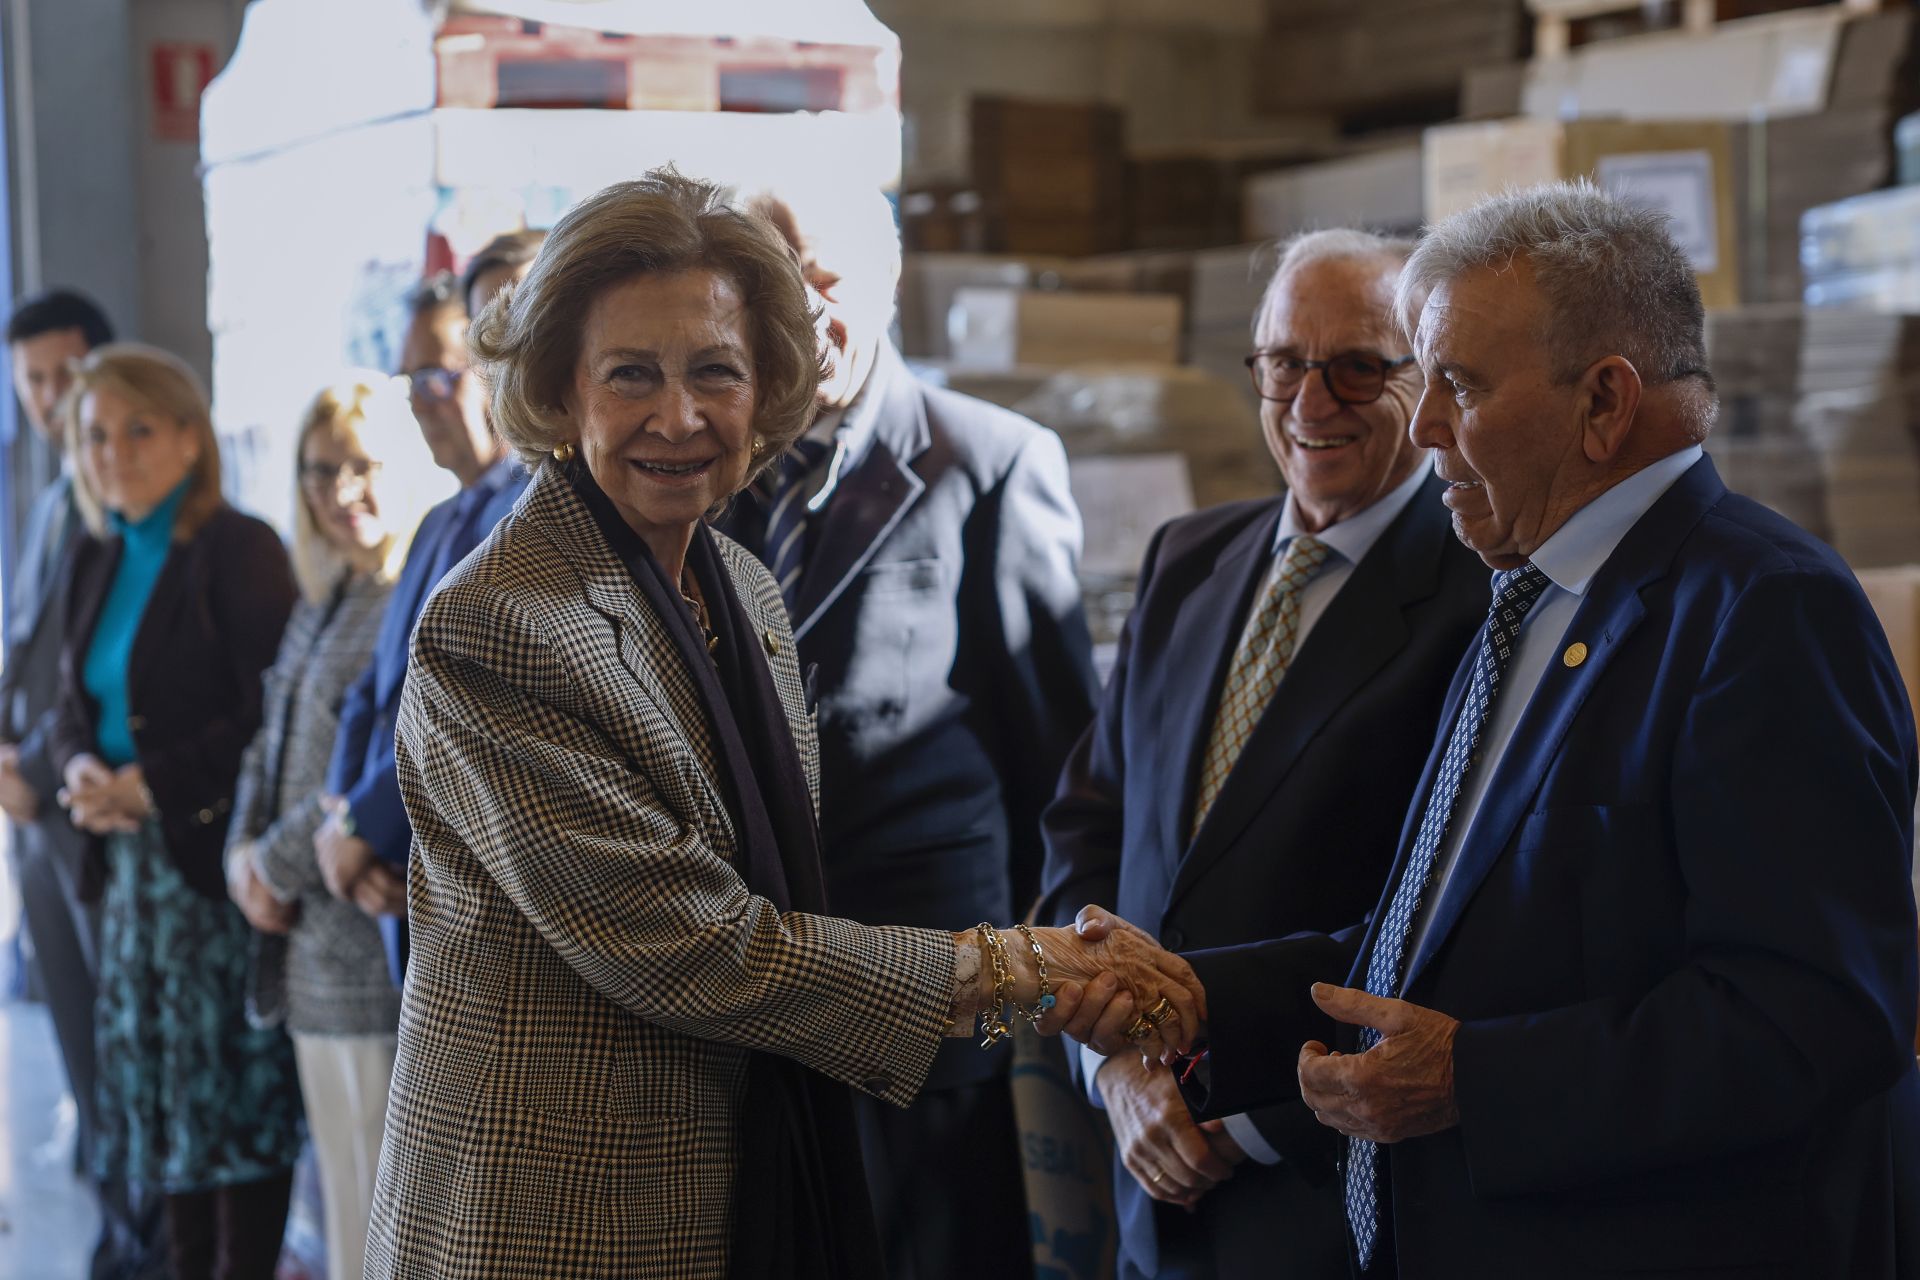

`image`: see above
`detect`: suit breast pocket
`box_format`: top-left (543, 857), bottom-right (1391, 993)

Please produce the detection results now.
top-left (1513, 801), bottom-right (1679, 990)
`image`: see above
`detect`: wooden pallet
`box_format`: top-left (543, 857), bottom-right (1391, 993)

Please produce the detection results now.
top-left (433, 14), bottom-right (891, 114)
top-left (1528, 0), bottom-right (1886, 58)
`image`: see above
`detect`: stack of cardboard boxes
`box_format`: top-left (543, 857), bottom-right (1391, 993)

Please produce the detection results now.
top-left (1423, 8), bottom-right (1919, 308)
top-left (1707, 307), bottom-right (1920, 571)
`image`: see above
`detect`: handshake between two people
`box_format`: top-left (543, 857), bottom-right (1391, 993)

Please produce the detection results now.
top-left (1041, 907), bottom-right (1465, 1214)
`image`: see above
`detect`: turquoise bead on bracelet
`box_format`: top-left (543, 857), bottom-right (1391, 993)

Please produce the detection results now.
top-left (1011, 924), bottom-right (1055, 1029)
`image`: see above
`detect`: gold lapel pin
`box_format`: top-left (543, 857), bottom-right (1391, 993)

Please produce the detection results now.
top-left (1563, 641), bottom-right (1588, 668)
top-left (764, 630), bottom-right (781, 657)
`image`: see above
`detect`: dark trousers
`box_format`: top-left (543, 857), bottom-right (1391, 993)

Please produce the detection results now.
top-left (162, 1170), bottom-right (293, 1280)
top-left (15, 822), bottom-right (165, 1279)
top-left (854, 1073), bottom-right (1035, 1280)
top-left (1118, 1149), bottom-right (1354, 1279)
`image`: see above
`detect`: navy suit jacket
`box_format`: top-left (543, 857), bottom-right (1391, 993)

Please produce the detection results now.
top-left (1181, 456), bottom-right (1920, 1278)
top-left (328, 467), bottom-right (527, 982)
top-left (1038, 475), bottom-right (1489, 1276)
top-left (718, 343), bottom-right (1098, 1091)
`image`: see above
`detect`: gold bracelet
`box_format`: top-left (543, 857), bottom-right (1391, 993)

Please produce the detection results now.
top-left (975, 923), bottom-right (1015, 1048)
top-left (1010, 924), bottom-right (1055, 1028)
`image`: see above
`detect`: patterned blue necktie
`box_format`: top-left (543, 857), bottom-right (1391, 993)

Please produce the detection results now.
top-left (759, 438), bottom-right (831, 613)
top-left (1344, 562), bottom-right (1550, 1270)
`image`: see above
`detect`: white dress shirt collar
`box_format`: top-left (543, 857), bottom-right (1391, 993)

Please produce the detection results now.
top-left (1275, 457), bottom-right (1432, 566)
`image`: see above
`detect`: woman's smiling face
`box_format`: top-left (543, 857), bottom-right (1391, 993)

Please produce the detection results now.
top-left (564, 269), bottom-right (758, 555)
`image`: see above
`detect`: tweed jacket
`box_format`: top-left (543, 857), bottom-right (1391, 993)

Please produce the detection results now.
top-left (228, 570), bottom-right (400, 1036)
top-left (365, 463), bottom-right (960, 1280)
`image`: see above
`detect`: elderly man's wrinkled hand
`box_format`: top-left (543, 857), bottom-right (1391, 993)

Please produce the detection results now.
top-left (1099, 1053), bottom-right (1233, 1209)
top-left (1297, 983), bottom-right (1460, 1145)
top-left (1030, 904), bottom-right (1206, 1055)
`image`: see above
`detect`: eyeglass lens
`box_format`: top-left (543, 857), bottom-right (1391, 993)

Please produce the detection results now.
top-left (1249, 354), bottom-right (1395, 404)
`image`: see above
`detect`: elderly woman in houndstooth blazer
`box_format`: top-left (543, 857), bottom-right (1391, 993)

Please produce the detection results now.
top-left (363, 168), bottom-right (1204, 1280)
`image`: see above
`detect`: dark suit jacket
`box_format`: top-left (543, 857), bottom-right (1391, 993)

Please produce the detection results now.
top-left (328, 464), bottom-right (528, 982)
top-left (1182, 457), bottom-right (1920, 1278)
top-left (2, 475), bottom-right (84, 843)
top-left (718, 342), bottom-right (1098, 1090)
top-left (51, 503), bottom-right (296, 902)
top-left (1038, 475), bottom-right (1489, 1276)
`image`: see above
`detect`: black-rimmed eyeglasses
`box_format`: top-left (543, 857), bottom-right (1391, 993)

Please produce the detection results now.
top-left (1245, 351), bottom-right (1416, 406)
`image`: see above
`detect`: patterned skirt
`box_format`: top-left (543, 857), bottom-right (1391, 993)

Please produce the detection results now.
top-left (93, 823), bottom-right (305, 1193)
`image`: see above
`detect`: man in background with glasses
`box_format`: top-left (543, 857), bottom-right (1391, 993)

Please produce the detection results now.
top-left (1039, 230), bottom-right (1488, 1279)
top-left (318, 247), bottom-right (537, 984)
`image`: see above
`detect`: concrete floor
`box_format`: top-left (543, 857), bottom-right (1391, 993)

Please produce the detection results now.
top-left (0, 1001), bottom-right (100, 1279)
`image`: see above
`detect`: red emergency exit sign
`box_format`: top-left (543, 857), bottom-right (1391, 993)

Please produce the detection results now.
top-left (151, 43), bottom-right (216, 143)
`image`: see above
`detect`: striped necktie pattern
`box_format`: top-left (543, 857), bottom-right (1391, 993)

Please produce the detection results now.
top-left (760, 438), bottom-right (830, 612)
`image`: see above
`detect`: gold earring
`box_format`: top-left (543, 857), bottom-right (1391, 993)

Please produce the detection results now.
top-left (553, 441), bottom-right (576, 463)
top-left (750, 436), bottom-right (764, 456)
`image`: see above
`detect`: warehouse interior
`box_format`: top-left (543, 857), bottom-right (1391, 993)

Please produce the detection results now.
top-left (1, 0), bottom-right (1918, 1277)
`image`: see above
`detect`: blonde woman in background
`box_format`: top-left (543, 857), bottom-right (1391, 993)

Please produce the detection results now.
top-left (49, 344), bottom-right (302, 1278)
top-left (225, 374), bottom-right (437, 1280)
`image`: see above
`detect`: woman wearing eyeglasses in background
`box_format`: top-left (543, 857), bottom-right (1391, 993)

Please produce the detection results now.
top-left (224, 375), bottom-right (438, 1280)
top-left (313, 272), bottom-right (529, 974)
top-left (49, 344), bottom-right (303, 1279)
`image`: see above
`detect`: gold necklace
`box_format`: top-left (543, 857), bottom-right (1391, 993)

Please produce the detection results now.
top-left (681, 575), bottom-right (718, 656)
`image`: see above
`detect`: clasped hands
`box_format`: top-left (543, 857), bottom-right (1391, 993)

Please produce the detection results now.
top-left (58, 753), bottom-right (152, 835)
top-left (313, 796), bottom-right (406, 919)
top-left (1061, 909), bottom-right (1462, 1207)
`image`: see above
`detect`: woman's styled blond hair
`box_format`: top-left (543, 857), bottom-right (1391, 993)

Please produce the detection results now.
top-left (468, 167), bottom-right (826, 494)
top-left (62, 344), bottom-right (223, 540)
top-left (290, 374), bottom-right (440, 603)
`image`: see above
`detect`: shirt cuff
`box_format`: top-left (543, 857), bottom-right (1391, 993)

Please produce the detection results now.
top-left (1079, 1042), bottom-right (1110, 1109)
top-left (1222, 1112), bottom-right (1284, 1166)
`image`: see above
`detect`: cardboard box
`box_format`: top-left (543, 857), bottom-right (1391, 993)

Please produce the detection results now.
top-left (1854, 565), bottom-right (1920, 732)
top-left (1243, 144), bottom-right (1425, 239)
top-left (1424, 118), bottom-right (1742, 309)
top-left (947, 289), bottom-right (1184, 369)
top-left (1517, 5), bottom-right (1849, 123)
top-left (897, 253), bottom-right (1062, 359)
top-left (1251, 0), bottom-right (1525, 116)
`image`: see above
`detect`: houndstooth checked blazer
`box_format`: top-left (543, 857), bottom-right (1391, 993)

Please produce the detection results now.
top-left (364, 462), bottom-right (959, 1280)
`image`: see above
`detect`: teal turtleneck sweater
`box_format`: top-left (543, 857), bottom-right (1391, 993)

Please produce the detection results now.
top-left (83, 481), bottom-right (189, 767)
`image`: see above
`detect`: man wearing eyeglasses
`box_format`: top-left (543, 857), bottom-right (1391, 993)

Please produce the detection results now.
top-left (317, 267), bottom-right (532, 983)
top-left (1038, 230), bottom-right (1489, 1278)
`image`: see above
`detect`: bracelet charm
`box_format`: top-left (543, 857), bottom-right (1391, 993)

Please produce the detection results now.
top-left (1011, 923), bottom-right (1055, 1026)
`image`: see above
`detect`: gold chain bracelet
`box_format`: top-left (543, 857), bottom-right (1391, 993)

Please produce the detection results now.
top-left (1010, 924), bottom-right (1056, 1028)
top-left (975, 924), bottom-right (1016, 1048)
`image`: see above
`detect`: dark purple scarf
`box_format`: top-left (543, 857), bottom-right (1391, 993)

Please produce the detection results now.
top-left (565, 462), bottom-right (882, 1280)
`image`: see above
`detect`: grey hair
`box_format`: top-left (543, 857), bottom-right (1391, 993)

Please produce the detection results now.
top-left (1254, 228), bottom-right (1416, 342)
top-left (1397, 180), bottom-right (1709, 391)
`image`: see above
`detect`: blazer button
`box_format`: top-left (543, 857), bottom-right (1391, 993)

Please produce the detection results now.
top-left (126, 715), bottom-right (146, 732)
top-left (763, 631), bottom-right (780, 657)
top-left (860, 1074), bottom-right (893, 1096)
top-left (1162, 927), bottom-right (1186, 951)
top-left (196, 807), bottom-right (215, 825)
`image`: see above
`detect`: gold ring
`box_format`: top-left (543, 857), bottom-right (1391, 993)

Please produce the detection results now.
top-left (1124, 1015), bottom-right (1155, 1042)
top-left (1149, 1168), bottom-right (1163, 1185)
top-left (1141, 996), bottom-right (1174, 1027)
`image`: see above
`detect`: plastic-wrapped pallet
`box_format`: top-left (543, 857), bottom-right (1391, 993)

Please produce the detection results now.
top-left (1707, 307), bottom-right (1920, 570)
